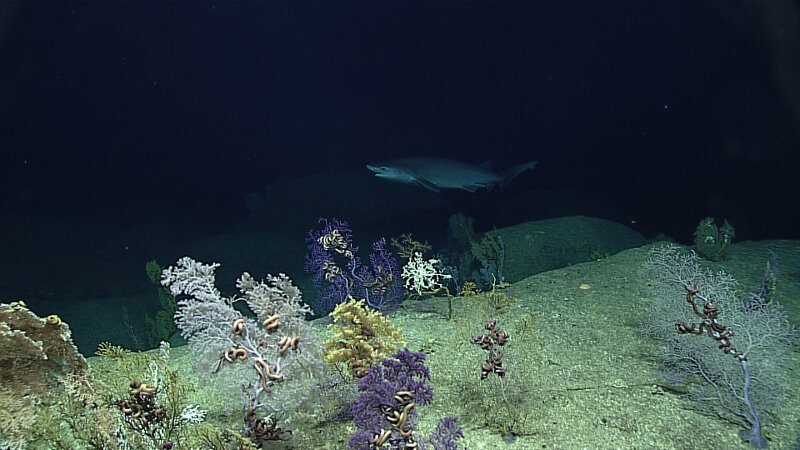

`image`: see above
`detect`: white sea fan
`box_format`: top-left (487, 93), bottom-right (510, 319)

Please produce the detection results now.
top-left (161, 256), bottom-right (222, 302)
top-left (640, 244), bottom-right (796, 444)
top-left (236, 272), bottom-right (313, 332)
top-left (161, 256), bottom-right (328, 430)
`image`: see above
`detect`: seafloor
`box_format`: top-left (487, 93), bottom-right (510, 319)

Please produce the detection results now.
top-left (2, 204), bottom-right (799, 449)
top-left (153, 239), bottom-right (800, 449)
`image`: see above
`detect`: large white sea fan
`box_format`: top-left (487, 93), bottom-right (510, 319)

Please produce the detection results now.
top-left (161, 257), bottom-right (243, 357)
top-left (161, 256), bottom-right (327, 423)
top-left (161, 256), bottom-right (222, 303)
top-left (236, 272), bottom-right (313, 331)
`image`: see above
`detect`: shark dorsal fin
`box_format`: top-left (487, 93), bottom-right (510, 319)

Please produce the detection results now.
top-left (479, 160), bottom-right (492, 170)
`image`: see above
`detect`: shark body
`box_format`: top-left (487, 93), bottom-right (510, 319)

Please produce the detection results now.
top-left (366, 156), bottom-right (538, 193)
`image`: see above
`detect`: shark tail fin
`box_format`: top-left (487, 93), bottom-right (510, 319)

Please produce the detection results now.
top-left (499, 161), bottom-right (538, 190)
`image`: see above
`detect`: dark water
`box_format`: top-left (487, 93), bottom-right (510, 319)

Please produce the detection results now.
top-left (2, 0), bottom-right (799, 348)
top-left (2, 3), bottom-right (800, 449)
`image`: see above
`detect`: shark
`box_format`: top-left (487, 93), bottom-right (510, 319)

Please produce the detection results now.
top-left (366, 156), bottom-right (538, 193)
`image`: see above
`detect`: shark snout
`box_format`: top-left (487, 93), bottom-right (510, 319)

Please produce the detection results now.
top-left (367, 164), bottom-right (392, 178)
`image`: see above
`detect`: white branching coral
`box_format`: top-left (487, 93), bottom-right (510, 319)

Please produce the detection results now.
top-left (163, 258), bottom-right (240, 359)
top-left (236, 271), bottom-right (311, 335)
top-left (161, 257), bottom-right (221, 303)
top-left (179, 404), bottom-right (207, 424)
top-left (401, 252), bottom-right (451, 296)
top-left (161, 257), bottom-right (324, 444)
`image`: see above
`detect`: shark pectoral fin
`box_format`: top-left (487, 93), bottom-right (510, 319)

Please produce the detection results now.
top-left (416, 178), bottom-right (441, 193)
top-left (462, 185), bottom-right (479, 193)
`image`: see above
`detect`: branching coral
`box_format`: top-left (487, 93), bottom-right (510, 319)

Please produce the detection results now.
top-left (162, 256), bottom-right (324, 446)
top-left (390, 233), bottom-right (432, 261)
top-left (401, 252), bottom-right (451, 297)
top-left (472, 319), bottom-right (509, 380)
top-left (349, 349), bottom-right (466, 450)
top-left (144, 259), bottom-right (179, 348)
top-left (323, 297), bottom-right (405, 378)
top-left (349, 349), bottom-right (433, 450)
top-left (114, 379), bottom-right (169, 445)
top-left (89, 341), bottom-right (199, 449)
top-left (461, 313), bottom-right (538, 441)
top-left (470, 234), bottom-right (506, 290)
top-left (305, 218), bottom-right (405, 312)
top-left (642, 244), bottom-right (797, 448)
top-left (693, 217), bottom-right (735, 261)
top-left (401, 251), bottom-right (457, 319)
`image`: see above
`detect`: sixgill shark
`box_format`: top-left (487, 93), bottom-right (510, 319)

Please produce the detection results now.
top-left (367, 157), bottom-right (538, 193)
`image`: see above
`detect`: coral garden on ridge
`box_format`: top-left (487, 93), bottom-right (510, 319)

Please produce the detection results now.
top-left (2, 216), bottom-right (800, 449)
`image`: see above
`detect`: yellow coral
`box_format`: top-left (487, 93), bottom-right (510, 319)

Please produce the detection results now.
top-left (460, 281), bottom-right (479, 297)
top-left (95, 341), bottom-right (131, 359)
top-left (323, 297), bottom-right (404, 377)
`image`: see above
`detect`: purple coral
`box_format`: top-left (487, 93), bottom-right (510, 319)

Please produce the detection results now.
top-left (304, 218), bottom-right (403, 313)
top-left (304, 217), bottom-right (358, 286)
top-left (304, 218), bottom-right (357, 311)
top-left (358, 238), bottom-right (404, 311)
top-left (429, 417), bottom-right (465, 450)
top-left (349, 349), bottom-right (466, 450)
top-left (349, 349), bottom-right (433, 450)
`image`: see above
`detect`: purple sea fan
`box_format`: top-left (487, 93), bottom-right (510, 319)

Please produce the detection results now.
top-left (304, 217), bottom-right (358, 312)
top-left (359, 238), bottom-right (404, 311)
top-left (305, 218), bottom-right (404, 313)
top-left (304, 217), bottom-right (357, 285)
top-left (349, 349), bottom-right (433, 450)
top-left (429, 417), bottom-right (465, 450)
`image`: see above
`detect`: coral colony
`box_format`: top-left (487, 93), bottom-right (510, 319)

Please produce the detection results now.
top-left (2, 220), bottom-right (797, 449)
top-left (473, 319), bottom-right (508, 380)
top-left (402, 252), bottom-right (452, 297)
top-left (642, 244), bottom-right (796, 449)
top-left (323, 297), bottom-right (406, 378)
top-left (350, 349), bottom-right (465, 450)
top-left (305, 218), bottom-right (404, 313)
top-left (162, 257), bottom-right (321, 447)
